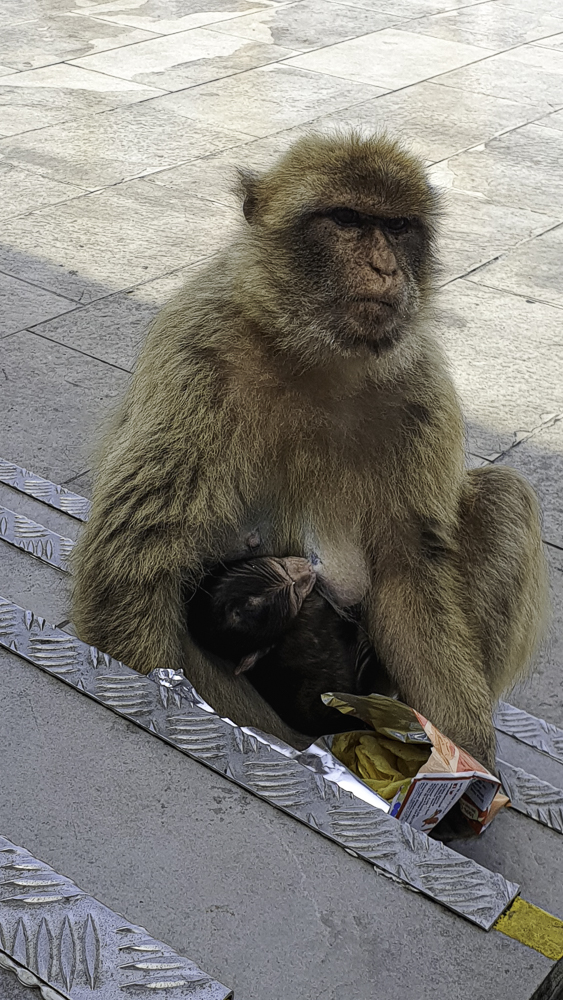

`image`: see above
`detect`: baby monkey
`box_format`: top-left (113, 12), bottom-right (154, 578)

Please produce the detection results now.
top-left (185, 556), bottom-right (387, 738)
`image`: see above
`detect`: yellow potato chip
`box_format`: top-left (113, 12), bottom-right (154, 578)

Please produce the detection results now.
top-left (331, 732), bottom-right (364, 769)
top-left (355, 746), bottom-right (386, 781)
top-left (331, 730), bottom-right (427, 803)
top-left (357, 736), bottom-right (398, 774)
top-left (378, 736), bottom-right (431, 764)
top-left (362, 777), bottom-right (409, 801)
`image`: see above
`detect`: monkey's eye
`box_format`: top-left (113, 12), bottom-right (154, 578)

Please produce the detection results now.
top-left (383, 217), bottom-right (411, 234)
top-left (330, 208), bottom-right (363, 228)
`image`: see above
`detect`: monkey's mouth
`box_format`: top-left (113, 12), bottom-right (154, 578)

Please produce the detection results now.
top-left (352, 297), bottom-right (396, 309)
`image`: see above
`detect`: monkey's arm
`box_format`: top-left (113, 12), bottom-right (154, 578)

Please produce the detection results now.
top-left (366, 534), bottom-right (497, 771)
top-left (72, 462), bottom-right (312, 748)
top-left (71, 395), bottom-right (312, 748)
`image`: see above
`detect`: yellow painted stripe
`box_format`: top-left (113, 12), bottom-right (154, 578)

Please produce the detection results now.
top-left (494, 897), bottom-right (563, 960)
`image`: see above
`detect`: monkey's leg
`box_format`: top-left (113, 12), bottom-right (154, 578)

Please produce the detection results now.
top-left (457, 465), bottom-right (549, 699)
top-left (368, 467), bottom-right (548, 770)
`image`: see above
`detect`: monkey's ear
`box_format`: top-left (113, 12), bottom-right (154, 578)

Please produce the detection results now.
top-left (237, 169), bottom-right (261, 225)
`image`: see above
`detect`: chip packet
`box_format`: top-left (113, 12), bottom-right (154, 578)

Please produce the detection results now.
top-left (323, 692), bottom-right (508, 836)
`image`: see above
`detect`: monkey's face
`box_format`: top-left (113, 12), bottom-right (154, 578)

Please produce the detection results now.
top-left (301, 208), bottom-right (424, 342)
top-left (214, 556), bottom-right (316, 646)
top-left (239, 132), bottom-right (439, 357)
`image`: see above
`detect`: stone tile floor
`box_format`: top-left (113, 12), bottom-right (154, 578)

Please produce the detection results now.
top-left (0, 0), bottom-right (562, 997)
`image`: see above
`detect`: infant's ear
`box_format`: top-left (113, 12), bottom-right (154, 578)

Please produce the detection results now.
top-left (235, 650), bottom-right (266, 674)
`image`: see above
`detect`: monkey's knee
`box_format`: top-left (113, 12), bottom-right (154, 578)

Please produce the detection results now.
top-left (461, 465), bottom-right (543, 544)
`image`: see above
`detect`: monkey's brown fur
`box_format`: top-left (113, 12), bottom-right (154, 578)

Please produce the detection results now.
top-left (72, 132), bottom-right (548, 767)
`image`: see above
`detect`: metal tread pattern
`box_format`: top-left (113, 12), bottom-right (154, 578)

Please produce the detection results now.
top-left (498, 761), bottom-right (563, 835)
top-left (1, 468), bottom-right (561, 764)
top-left (0, 507), bottom-right (74, 572)
top-left (0, 596), bottom-right (518, 930)
top-left (495, 702), bottom-right (563, 766)
top-left (2, 497), bottom-right (563, 838)
top-left (0, 460), bottom-right (90, 521)
top-left (0, 836), bottom-right (233, 999)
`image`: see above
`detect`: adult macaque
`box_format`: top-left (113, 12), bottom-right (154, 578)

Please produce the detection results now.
top-left (72, 132), bottom-right (548, 769)
top-left (185, 555), bottom-right (387, 737)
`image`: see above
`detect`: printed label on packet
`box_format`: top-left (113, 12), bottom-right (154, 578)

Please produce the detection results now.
top-left (393, 773), bottom-right (475, 831)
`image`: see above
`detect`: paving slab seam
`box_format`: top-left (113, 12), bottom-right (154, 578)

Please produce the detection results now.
top-left (24, 327), bottom-right (134, 374)
top-left (0, 268), bottom-right (81, 305)
top-left (0, 595), bottom-right (519, 929)
top-left (468, 412), bottom-right (562, 464)
top-left (0, 836), bottom-right (233, 999)
top-left (439, 218), bottom-right (563, 289)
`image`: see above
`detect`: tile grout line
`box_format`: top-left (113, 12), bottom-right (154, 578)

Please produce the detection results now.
top-left (439, 218), bottom-right (563, 289)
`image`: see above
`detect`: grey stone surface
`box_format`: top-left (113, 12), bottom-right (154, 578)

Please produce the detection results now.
top-left (140, 129), bottom-right (309, 208)
top-left (2, 1), bottom-right (563, 992)
top-left (0, 63), bottom-right (164, 137)
top-left (433, 124), bottom-right (563, 217)
top-left (0, 968), bottom-right (33, 1000)
top-left (0, 13), bottom-right (156, 71)
top-left (0, 272), bottom-right (76, 337)
top-left (0, 181), bottom-right (239, 302)
top-left (208, 1), bottom-right (402, 52)
top-left (29, 288), bottom-right (159, 371)
top-left (321, 0), bottom-right (495, 16)
top-left (131, 261), bottom-right (208, 303)
top-left (1, 329), bottom-right (130, 483)
top-left (152, 64), bottom-right (387, 137)
top-left (511, 545), bottom-right (563, 729)
top-left (63, 468), bottom-right (93, 496)
top-left (0, 104), bottom-right (251, 189)
top-left (467, 223), bottom-right (563, 309)
top-left (0, 647), bottom-right (552, 1000)
top-left (536, 108), bottom-right (563, 130)
top-left (536, 32), bottom-right (563, 52)
top-left (72, 0), bottom-right (296, 35)
top-left (29, 260), bottom-right (207, 370)
top-left (72, 26), bottom-right (297, 91)
top-left (0, 539), bottom-right (70, 627)
top-left (529, 954), bottom-right (563, 1000)
top-left (0, 0), bottom-right (104, 24)
top-left (498, 420), bottom-right (563, 549)
top-left (324, 81), bottom-right (547, 163)
top-left (0, 161), bottom-right (86, 220)
top-left (286, 27), bottom-right (494, 91)
top-left (405, 3), bottom-right (563, 50)
top-left (437, 44), bottom-right (563, 111)
top-left (435, 280), bottom-right (563, 458)
top-left (501, 0), bottom-right (563, 13)
top-left (431, 186), bottom-right (557, 283)
top-left (450, 803), bottom-right (563, 922)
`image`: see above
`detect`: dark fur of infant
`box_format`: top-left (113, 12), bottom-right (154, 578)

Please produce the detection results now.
top-left (185, 555), bottom-right (389, 738)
